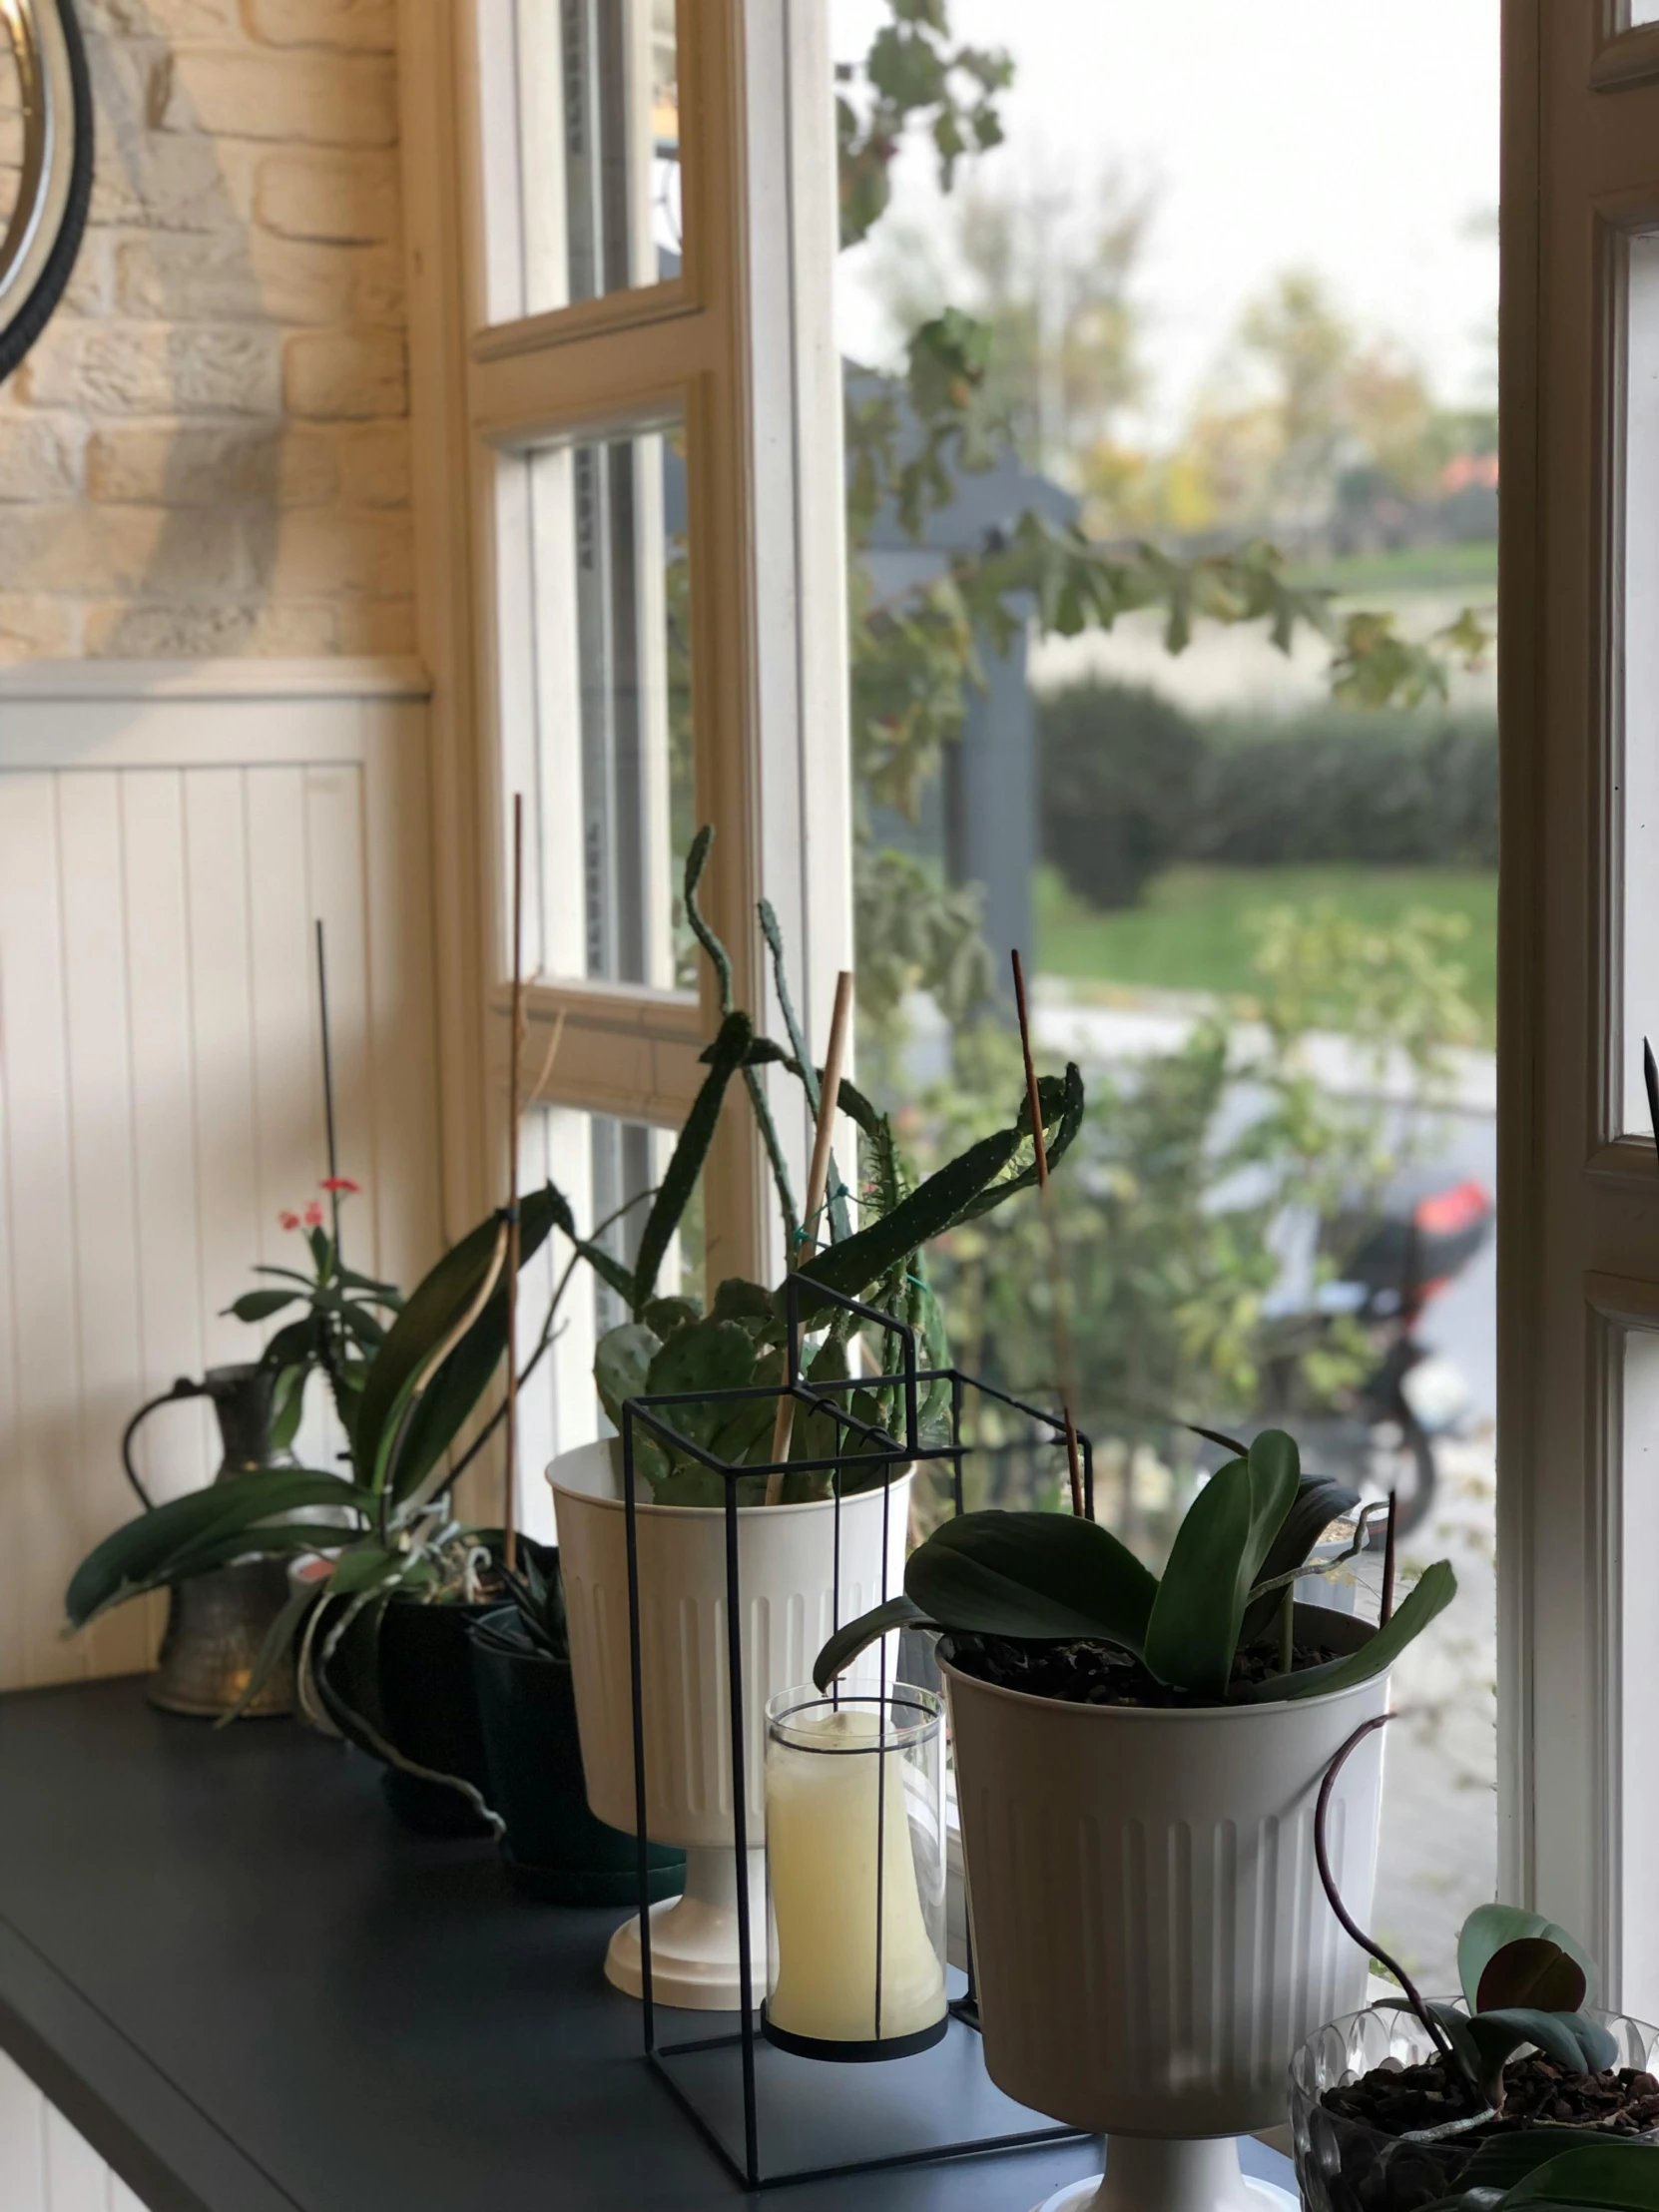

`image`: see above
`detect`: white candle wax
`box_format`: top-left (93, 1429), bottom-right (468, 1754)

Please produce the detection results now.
top-left (766, 1706), bottom-right (946, 2043)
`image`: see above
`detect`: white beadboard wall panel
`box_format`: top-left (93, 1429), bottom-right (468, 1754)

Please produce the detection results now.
top-left (0, 659), bottom-right (441, 1695)
top-left (0, 2048), bottom-right (46, 2212)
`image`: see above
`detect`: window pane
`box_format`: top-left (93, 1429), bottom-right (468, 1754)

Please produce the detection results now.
top-left (1622, 1330), bottom-right (1659, 2015)
top-left (1623, 232), bottom-right (1659, 1135)
top-left (1627, 3), bottom-right (1659, 27)
top-left (476, 0), bottom-right (681, 324)
top-left (834, 0), bottom-right (1498, 1990)
top-left (516, 1105), bottom-right (700, 1537)
top-left (495, 418), bottom-right (695, 989)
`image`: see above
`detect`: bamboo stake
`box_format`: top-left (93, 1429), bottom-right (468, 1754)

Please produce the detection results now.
top-left (1380, 1487), bottom-right (1398, 1628)
top-left (504, 797), bottom-right (525, 1576)
top-left (766, 969), bottom-right (854, 1507)
top-left (1011, 950), bottom-right (1087, 1519)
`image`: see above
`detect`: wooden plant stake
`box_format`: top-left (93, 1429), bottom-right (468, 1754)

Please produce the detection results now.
top-left (766, 969), bottom-right (854, 1507)
top-left (1380, 1486), bottom-right (1398, 1628)
top-left (504, 796), bottom-right (526, 1575)
top-left (1011, 950), bottom-right (1087, 1520)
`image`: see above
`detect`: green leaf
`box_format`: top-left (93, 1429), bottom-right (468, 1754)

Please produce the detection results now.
top-left (1143, 1457), bottom-right (1254, 1697)
top-left (226, 1288), bottom-right (301, 1323)
top-left (1476, 1938), bottom-right (1588, 2016)
top-left (906, 1509), bottom-right (1157, 1648)
top-left (325, 1543), bottom-right (406, 1598)
top-left (643, 1295), bottom-right (702, 1338)
top-left (1498, 2144), bottom-right (1659, 2212)
top-left (355, 1184), bottom-right (562, 1498)
top-left (66, 1470), bottom-right (370, 1628)
top-left (1461, 1905), bottom-right (1601, 2012)
top-left (1241, 1471), bottom-right (1363, 1643)
top-left (645, 1318), bottom-right (758, 1449)
top-left (949, 1064), bottom-right (1087, 1224)
top-left (1244, 1558), bottom-right (1457, 1702)
top-left (814, 1594), bottom-right (936, 1691)
top-left (1465, 2009), bottom-right (1617, 2083)
top-left (595, 1323), bottom-right (661, 1431)
top-left (268, 1364), bottom-right (306, 1451)
top-left (632, 1011), bottom-right (753, 1315)
top-left (1456, 2136), bottom-right (1633, 2195)
top-left (383, 1186), bottom-right (562, 1502)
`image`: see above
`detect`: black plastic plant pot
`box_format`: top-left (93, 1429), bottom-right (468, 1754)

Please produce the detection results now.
top-left (375, 1592), bottom-right (500, 1840)
top-left (469, 1605), bottom-right (685, 1907)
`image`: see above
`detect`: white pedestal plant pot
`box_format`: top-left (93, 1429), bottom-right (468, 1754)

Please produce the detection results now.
top-left (944, 1607), bottom-right (1387, 2212)
top-left (549, 1438), bottom-right (911, 2010)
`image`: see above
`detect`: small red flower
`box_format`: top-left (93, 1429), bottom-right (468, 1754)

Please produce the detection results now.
top-left (319, 1176), bottom-right (359, 1194)
top-left (278, 1210), bottom-right (301, 1232)
top-left (303, 1200), bottom-right (324, 1228)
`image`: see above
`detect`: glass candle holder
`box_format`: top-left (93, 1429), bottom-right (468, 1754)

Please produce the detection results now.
top-left (762, 1685), bottom-right (948, 2061)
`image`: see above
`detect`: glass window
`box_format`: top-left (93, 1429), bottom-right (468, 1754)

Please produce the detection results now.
top-left (495, 417), bottom-right (696, 990)
top-left (476, 0), bottom-right (682, 325)
top-left (1621, 1329), bottom-right (1659, 2016)
top-left (1622, 231), bottom-right (1659, 1137)
top-left (516, 1104), bottom-right (700, 1536)
top-left (833, 0), bottom-right (1498, 1990)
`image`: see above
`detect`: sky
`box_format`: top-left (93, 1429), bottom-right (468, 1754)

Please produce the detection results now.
top-left (832, 0), bottom-right (1501, 443)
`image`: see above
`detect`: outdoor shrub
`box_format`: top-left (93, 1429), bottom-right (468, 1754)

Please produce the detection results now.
top-left (1192, 708), bottom-right (1497, 870)
top-left (1038, 679), bottom-right (1205, 910)
top-left (1036, 685), bottom-right (1497, 906)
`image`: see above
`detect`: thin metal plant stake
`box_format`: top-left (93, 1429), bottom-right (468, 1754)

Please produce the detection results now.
top-left (1380, 1488), bottom-right (1398, 1627)
top-left (1010, 949), bottom-right (1086, 1518)
top-left (504, 796), bottom-right (525, 1576)
top-left (765, 968), bottom-right (854, 1506)
top-left (313, 918), bottom-right (347, 1274)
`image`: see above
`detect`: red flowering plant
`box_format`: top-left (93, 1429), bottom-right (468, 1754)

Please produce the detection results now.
top-left (225, 1176), bottom-right (403, 1451)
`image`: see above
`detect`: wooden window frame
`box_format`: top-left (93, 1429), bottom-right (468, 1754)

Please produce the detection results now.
top-left (1500, 0), bottom-right (1659, 2012)
top-left (396, 0), bottom-right (852, 1293)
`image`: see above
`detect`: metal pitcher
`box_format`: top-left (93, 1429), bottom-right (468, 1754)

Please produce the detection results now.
top-left (123, 1365), bottom-right (297, 1719)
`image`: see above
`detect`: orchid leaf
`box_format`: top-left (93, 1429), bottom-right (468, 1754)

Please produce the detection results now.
top-left (1461, 1905), bottom-right (1600, 2012)
top-left (1244, 1559), bottom-right (1457, 1701)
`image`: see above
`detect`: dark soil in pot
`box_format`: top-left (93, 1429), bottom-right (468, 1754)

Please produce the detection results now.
top-left (947, 1630), bottom-right (1345, 1708)
top-left (1315, 2054), bottom-right (1659, 2212)
top-left (469, 1605), bottom-right (685, 1906)
top-left (375, 1592), bottom-right (500, 1839)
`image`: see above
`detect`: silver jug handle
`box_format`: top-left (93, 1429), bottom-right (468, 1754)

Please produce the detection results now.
top-left (120, 1378), bottom-right (209, 1512)
top-left (0, 1), bottom-right (92, 383)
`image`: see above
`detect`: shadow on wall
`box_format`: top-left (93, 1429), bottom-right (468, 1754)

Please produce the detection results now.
top-left (3, 0), bottom-right (411, 658)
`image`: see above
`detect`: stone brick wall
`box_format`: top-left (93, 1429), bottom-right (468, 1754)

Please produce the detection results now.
top-left (0, 0), bottom-right (413, 662)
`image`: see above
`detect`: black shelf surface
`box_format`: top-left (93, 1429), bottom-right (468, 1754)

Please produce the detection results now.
top-left (0, 1676), bottom-right (1295, 2211)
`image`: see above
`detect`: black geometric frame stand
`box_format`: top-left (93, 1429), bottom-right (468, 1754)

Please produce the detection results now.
top-left (619, 1274), bottom-right (1096, 2190)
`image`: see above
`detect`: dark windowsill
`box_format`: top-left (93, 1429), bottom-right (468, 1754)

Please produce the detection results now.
top-left (0, 1677), bottom-right (1295, 2212)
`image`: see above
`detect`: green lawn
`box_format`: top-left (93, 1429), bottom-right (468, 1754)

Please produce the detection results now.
top-left (1035, 863), bottom-right (1497, 1033)
top-left (1284, 538), bottom-right (1497, 598)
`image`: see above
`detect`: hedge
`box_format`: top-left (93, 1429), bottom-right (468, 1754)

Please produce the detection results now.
top-left (1038, 680), bottom-right (1497, 909)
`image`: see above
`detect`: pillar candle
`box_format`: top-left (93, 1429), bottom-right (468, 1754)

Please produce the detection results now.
top-left (766, 1706), bottom-right (946, 2043)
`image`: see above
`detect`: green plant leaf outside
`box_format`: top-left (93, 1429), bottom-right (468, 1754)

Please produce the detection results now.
top-left (1243, 1557), bottom-right (1457, 1702)
top-left (1460, 1905), bottom-right (1601, 2013)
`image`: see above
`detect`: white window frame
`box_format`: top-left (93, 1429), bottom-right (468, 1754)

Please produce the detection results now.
top-left (396, 0), bottom-right (852, 1300)
top-left (1500, 0), bottom-right (1659, 2014)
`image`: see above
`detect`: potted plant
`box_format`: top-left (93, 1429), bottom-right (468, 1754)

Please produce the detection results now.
top-left (816, 1431), bottom-right (1455, 2212)
top-left (468, 1540), bottom-right (685, 1904)
top-left (1292, 1869), bottom-right (1659, 2212)
top-left (549, 829), bottom-right (1086, 2009)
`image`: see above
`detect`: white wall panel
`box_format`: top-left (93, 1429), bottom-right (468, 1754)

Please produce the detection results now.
top-left (0, 659), bottom-right (441, 1694)
top-left (0, 661), bottom-right (441, 2208)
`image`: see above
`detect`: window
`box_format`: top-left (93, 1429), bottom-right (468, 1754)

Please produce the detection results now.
top-left (405, 1), bottom-right (852, 1529)
top-left (407, 0), bottom-right (1640, 2005)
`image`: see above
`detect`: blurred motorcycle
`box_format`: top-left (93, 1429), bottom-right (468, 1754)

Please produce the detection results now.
top-left (1259, 1168), bottom-right (1492, 1537)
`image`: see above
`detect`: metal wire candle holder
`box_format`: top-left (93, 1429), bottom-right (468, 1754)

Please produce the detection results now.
top-left (618, 1273), bottom-right (1095, 2191)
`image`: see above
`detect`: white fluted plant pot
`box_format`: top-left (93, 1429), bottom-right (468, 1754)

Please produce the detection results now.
top-left (549, 1438), bottom-right (911, 2011)
top-left (944, 1606), bottom-right (1388, 2212)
